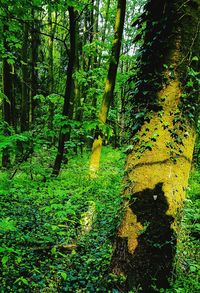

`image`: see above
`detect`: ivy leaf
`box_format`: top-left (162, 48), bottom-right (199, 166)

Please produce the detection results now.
top-left (123, 145), bottom-right (134, 154)
top-left (60, 271), bottom-right (68, 280)
top-left (135, 112), bottom-right (145, 119)
top-left (132, 123), bottom-right (140, 132)
top-left (187, 80), bottom-right (193, 87)
top-left (0, 218), bottom-right (16, 232)
top-left (7, 58), bottom-right (15, 65)
top-left (192, 56), bottom-right (198, 61)
top-left (2, 255), bottom-right (9, 266)
top-left (15, 277), bottom-right (29, 285)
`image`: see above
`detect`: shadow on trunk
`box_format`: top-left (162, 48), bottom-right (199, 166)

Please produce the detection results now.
top-left (111, 183), bottom-right (176, 292)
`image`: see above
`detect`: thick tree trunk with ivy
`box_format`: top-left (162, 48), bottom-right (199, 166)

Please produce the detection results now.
top-left (52, 7), bottom-right (76, 176)
top-left (89, 0), bottom-right (126, 175)
top-left (111, 0), bottom-right (199, 292)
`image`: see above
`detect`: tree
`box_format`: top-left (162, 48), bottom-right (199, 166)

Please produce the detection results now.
top-left (30, 8), bottom-right (40, 124)
top-left (111, 0), bottom-right (200, 291)
top-left (47, 5), bottom-right (57, 130)
top-left (2, 23), bottom-right (15, 167)
top-left (21, 22), bottom-right (29, 132)
top-left (52, 6), bottom-right (76, 176)
top-left (89, 0), bottom-right (126, 175)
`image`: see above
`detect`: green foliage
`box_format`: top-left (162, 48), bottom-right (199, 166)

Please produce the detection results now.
top-left (1, 146), bottom-right (199, 292)
top-left (179, 64), bottom-right (200, 125)
top-left (0, 147), bottom-right (124, 291)
top-left (165, 169), bottom-right (200, 293)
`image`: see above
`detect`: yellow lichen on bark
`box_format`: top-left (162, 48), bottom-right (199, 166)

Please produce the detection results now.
top-left (115, 7), bottom-right (121, 33)
top-left (89, 135), bottom-right (103, 177)
top-left (99, 80), bottom-right (112, 123)
top-left (89, 0), bottom-right (126, 176)
top-left (118, 206), bottom-right (144, 253)
top-left (118, 79), bottom-right (196, 254)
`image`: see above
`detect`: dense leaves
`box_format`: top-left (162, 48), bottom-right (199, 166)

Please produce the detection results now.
top-left (0, 148), bottom-right (124, 291)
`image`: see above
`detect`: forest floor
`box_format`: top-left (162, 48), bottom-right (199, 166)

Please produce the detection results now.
top-left (0, 147), bottom-right (199, 292)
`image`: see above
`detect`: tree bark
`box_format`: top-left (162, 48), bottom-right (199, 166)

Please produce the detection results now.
top-left (21, 22), bottom-right (29, 132)
top-left (111, 0), bottom-right (200, 291)
top-left (89, 0), bottom-right (126, 175)
top-left (102, 0), bottom-right (111, 44)
top-left (48, 7), bottom-right (57, 131)
top-left (2, 24), bottom-right (14, 168)
top-left (30, 9), bottom-right (39, 125)
top-left (52, 6), bottom-right (76, 176)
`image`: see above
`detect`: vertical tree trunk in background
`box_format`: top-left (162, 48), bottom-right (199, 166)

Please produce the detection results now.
top-left (94, 0), bottom-right (100, 66)
top-left (98, 0), bottom-right (110, 66)
top-left (10, 65), bottom-right (16, 129)
top-left (102, 0), bottom-right (111, 44)
top-left (21, 23), bottom-right (29, 132)
top-left (48, 7), bottom-right (57, 130)
top-left (89, 0), bottom-right (126, 175)
top-left (52, 7), bottom-right (76, 176)
top-left (2, 60), bottom-right (12, 168)
top-left (90, 0), bottom-right (100, 117)
top-left (83, 8), bottom-right (89, 70)
top-left (2, 24), bottom-right (14, 167)
top-left (73, 15), bottom-right (81, 121)
top-left (111, 0), bottom-right (200, 291)
top-left (30, 9), bottom-right (39, 124)
top-left (87, 0), bottom-right (95, 70)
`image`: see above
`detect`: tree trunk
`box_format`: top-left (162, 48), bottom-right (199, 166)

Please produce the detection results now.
top-left (2, 24), bottom-right (14, 168)
top-left (89, 0), bottom-right (126, 175)
top-left (111, 0), bottom-right (200, 291)
top-left (52, 6), bottom-right (76, 176)
top-left (21, 23), bottom-right (29, 132)
top-left (94, 0), bottom-right (100, 66)
top-left (30, 9), bottom-right (39, 125)
top-left (73, 11), bottom-right (81, 122)
top-left (48, 7), bottom-right (57, 130)
top-left (102, 0), bottom-right (111, 44)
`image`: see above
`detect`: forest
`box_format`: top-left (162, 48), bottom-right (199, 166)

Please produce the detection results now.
top-left (0, 0), bottom-right (199, 292)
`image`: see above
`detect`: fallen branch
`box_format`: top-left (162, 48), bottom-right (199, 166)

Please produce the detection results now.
top-left (29, 243), bottom-right (77, 252)
top-left (10, 149), bottom-right (33, 180)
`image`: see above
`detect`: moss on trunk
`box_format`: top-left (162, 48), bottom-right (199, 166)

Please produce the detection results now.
top-left (111, 0), bottom-right (199, 291)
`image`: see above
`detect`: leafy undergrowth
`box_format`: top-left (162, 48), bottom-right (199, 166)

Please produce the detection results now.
top-left (0, 147), bottom-right (125, 292)
top-left (0, 147), bottom-right (199, 292)
top-left (166, 169), bottom-right (200, 293)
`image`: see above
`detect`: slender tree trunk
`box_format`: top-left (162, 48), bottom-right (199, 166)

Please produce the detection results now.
top-left (52, 7), bottom-right (76, 176)
top-left (111, 1), bottom-right (200, 291)
top-left (73, 16), bottom-right (81, 121)
top-left (2, 62), bottom-right (12, 168)
top-left (94, 0), bottom-right (100, 66)
top-left (87, 0), bottom-right (95, 70)
top-left (21, 23), bottom-right (29, 132)
top-left (30, 9), bottom-right (39, 125)
top-left (48, 8), bottom-right (57, 130)
top-left (2, 24), bottom-right (14, 168)
top-left (10, 65), bottom-right (16, 129)
top-left (102, 0), bottom-right (110, 44)
top-left (90, 0), bottom-right (100, 116)
top-left (89, 0), bottom-right (126, 175)
top-left (98, 0), bottom-right (110, 66)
